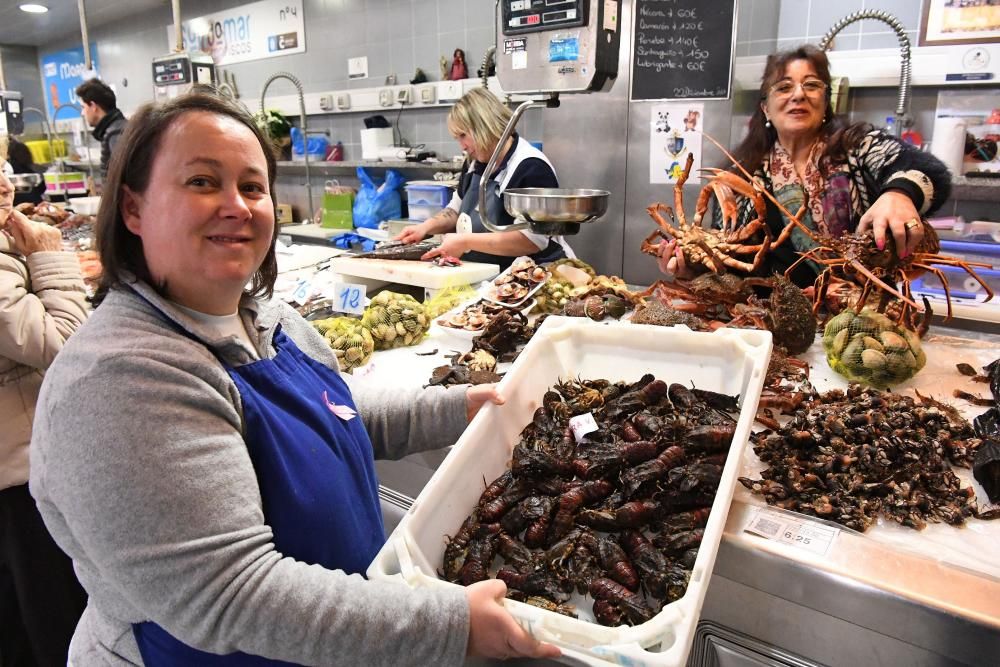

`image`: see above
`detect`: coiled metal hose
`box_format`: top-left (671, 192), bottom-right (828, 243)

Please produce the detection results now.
top-left (819, 10), bottom-right (911, 134)
top-left (261, 71), bottom-right (314, 223)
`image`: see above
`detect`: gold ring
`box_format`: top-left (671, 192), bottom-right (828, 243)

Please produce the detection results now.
top-left (904, 219), bottom-right (919, 230)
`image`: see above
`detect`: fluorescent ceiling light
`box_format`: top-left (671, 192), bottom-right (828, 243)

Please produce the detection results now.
top-left (19, 4), bottom-right (50, 13)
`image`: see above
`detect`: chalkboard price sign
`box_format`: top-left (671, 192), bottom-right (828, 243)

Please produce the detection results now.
top-left (631, 0), bottom-right (737, 101)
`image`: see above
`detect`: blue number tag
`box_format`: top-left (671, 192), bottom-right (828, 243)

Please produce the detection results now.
top-left (332, 282), bottom-right (367, 315)
top-left (290, 278), bottom-right (312, 305)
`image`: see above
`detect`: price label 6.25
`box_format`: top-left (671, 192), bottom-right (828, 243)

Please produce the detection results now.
top-left (744, 508), bottom-right (840, 556)
top-left (331, 282), bottom-right (366, 315)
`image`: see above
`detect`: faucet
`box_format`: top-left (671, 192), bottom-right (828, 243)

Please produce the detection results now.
top-left (819, 10), bottom-right (911, 136)
top-left (482, 0), bottom-right (500, 89)
top-left (53, 103), bottom-right (96, 193)
top-left (19, 106), bottom-right (65, 195)
top-left (261, 71), bottom-right (314, 224)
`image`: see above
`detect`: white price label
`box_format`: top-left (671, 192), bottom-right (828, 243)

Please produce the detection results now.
top-left (568, 412), bottom-right (599, 442)
top-left (290, 278), bottom-right (313, 305)
top-left (745, 508), bottom-right (839, 556)
top-left (331, 282), bottom-right (367, 315)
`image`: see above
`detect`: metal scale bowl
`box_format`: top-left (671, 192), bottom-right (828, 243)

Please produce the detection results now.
top-left (502, 187), bottom-right (609, 236)
top-left (479, 96), bottom-right (612, 237)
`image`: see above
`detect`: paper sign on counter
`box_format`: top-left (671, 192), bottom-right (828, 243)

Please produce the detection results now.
top-left (569, 412), bottom-right (599, 442)
top-left (330, 282), bottom-right (367, 315)
top-left (745, 507), bottom-right (839, 556)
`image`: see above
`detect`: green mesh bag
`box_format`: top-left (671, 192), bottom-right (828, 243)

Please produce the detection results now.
top-left (822, 308), bottom-right (926, 389)
top-left (361, 291), bottom-right (429, 350)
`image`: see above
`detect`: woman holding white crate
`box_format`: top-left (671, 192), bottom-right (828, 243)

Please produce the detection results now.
top-left (29, 91), bottom-right (559, 666)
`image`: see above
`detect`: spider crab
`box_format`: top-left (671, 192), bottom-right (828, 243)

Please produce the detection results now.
top-left (641, 153), bottom-right (770, 273)
top-left (699, 134), bottom-right (995, 326)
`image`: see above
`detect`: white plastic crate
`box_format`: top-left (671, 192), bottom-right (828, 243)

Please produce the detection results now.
top-left (368, 317), bottom-right (772, 666)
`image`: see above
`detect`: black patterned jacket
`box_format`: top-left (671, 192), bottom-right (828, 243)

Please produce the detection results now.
top-left (726, 129), bottom-right (951, 287)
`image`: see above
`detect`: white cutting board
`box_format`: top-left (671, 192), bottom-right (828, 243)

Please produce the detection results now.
top-left (329, 257), bottom-right (500, 289)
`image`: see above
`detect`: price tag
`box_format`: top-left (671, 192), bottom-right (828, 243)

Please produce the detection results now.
top-left (290, 278), bottom-right (313, 306)
top-left (331, 282), bottom-right (367, 315)
top-left (568, 412), bottom-right (599, 443)
top-left (744, 508), bottom-right (839, 556)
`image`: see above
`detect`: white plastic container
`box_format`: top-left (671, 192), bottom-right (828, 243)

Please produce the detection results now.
top-left (406, 181), bottom-right (452, 221)
top-left (368, 317), bottom-right (772, 666)
top-left (360, 127), bottom-right (394, 160)
top-left (69, 196), bottom-right (100, 215)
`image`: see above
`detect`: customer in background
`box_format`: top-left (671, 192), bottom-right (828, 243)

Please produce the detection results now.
top-left (395, 87), bottom-right (573, 270)
top-left (0, 137), bottom-right (89, 667)
top-left (6, 139), bottom-right (46, 206)
top-left (29, 92), bottom-right (559, 666)
top-left (75, 78), bottom-right (128, 180)
top-left (656, 44), bottom-right (951, 287)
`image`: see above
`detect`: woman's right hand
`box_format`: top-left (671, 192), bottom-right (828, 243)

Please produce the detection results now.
top-left (465, 579), bottom-right (561, 660)
top-left (3, 209), bottom-right (63, 256)
top-left (394, 222), bottom-right (428, 244)
top-left (655, 239), bottom-right (694, 280)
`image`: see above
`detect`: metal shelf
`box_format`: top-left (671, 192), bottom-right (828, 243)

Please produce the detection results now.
top-left (275, 159), bottom-right (459, 173)
top-left (951, 175), bottom-right (1000, 202)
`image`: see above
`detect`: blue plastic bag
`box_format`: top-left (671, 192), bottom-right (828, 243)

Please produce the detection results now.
top-left (352, 167), bottom-right (405, 229)
top-left (290, 127), bottom-right (329, 159)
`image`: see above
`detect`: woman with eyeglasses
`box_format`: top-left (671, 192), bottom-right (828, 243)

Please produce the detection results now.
top-left (656, 45), bottom-right (951, 287)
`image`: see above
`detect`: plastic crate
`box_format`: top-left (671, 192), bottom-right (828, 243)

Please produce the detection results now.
top-left (911, 264), bottom-right (1000, 299)
top-left (406, 202), bottom-right (440, 221)
top-left (44, 171), bottom-right (87, 195)
top-left (367, 317), bottom-right (772, 667)
top-left (939, 239), bottom-right (1000, 269)
top-left (25, 139), bottom-right (66, 163)
top-left (405, 182), bottom-right (451, 208)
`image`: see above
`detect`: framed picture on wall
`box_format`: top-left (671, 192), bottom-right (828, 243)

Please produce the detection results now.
top-left (919, 0), bottom-right (1000, 46)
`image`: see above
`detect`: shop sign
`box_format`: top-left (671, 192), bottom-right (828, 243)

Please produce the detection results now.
top-left (167, 0), bottom-right (306, 66)
top-left (40, 44), bottom-right (100, 120)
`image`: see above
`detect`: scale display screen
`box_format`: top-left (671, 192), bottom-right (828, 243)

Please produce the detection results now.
top-left (503, 0), bottom-right (587, 35)
top-left (152, 56), bottom-right (192, 86)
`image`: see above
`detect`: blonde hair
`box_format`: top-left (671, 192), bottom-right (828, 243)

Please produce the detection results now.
top-left (447, 88), bottom-right (512, 157)
top-left (0, 134), bottom-right (8, 162)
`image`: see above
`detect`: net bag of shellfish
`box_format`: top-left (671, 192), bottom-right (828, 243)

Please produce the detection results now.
top-left (822, 308), bottom-right (926, 389)
top-left (361, 291), bottom-right (430, 350)
top-left (423, 284), bottom-right (477, 320)
top-left (313, 316), bottom-right (375, 373)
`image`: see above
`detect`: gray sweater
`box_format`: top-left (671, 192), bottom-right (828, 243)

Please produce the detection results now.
top-left (29, 279), bottom-right (471, 666)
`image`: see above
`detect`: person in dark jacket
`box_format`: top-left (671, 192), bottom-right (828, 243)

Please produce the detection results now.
top-left (6, 139), bottom-right (46, 205)
top-left (75, 78), bottom-right (128, 180)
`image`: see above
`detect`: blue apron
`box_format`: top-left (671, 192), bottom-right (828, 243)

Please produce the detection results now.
top-left (133, 327), bottom-right (385, 665)
top-left (458, 168), bottom-right (566, 271)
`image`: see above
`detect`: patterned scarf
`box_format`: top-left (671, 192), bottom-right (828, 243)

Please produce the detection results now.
top-left (767, 138), bottom-right (853, 238)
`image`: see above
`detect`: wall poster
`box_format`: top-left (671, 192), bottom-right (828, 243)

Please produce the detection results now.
top-left (649, 102), bottom-right (704, 185)
top-left (40, 44), bottom-right (99, 120)
top-left (920, 0), bottom-right (1000, 46)
top-left (167, 0), bottom-right (306, 66)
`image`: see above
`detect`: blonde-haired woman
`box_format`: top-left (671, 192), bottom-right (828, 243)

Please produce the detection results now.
top-left (396, 87), bottom-right (574, 269)
top-left (0, 136), bottom-right (88, 666)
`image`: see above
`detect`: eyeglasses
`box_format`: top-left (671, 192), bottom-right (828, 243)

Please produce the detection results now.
top-left (767, 79), bottom-right (827, 99)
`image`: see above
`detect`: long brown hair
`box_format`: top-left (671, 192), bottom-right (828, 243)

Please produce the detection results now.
top-left (95, 92), bottom-right (278, 301)
top-left (730, 44), bottom-right (870, 177)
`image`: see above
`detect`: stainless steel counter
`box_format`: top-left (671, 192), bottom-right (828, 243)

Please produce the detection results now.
top-left (365, 311), bottom-right (999, 666)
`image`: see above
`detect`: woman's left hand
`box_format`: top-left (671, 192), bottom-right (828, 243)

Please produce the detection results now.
top-left (857, 190), bottom-right (923, 258)
top-left (422, 233), bottom-right (469, 261)
top-left (466, 383), bottom-right (505, 422)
